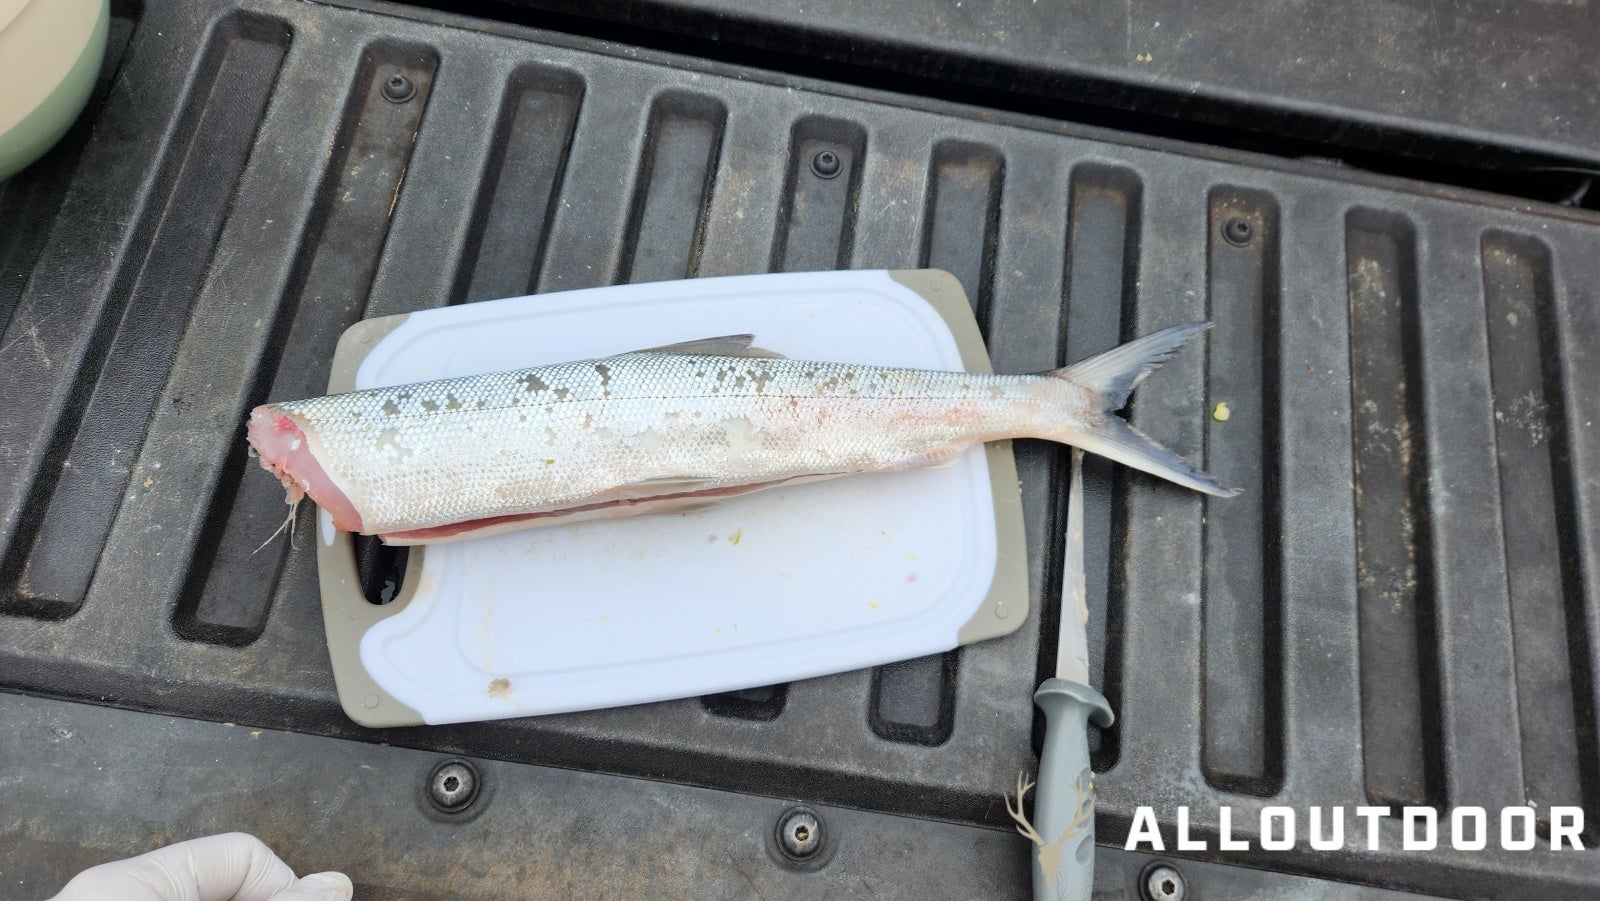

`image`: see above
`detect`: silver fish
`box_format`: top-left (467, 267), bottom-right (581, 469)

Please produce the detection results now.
top-left (248, 326), bottom-right (1237, 545)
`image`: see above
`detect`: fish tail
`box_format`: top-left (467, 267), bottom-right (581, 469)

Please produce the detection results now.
top-left (1043, 322), bottom-right (1241, 498)
top-left (1050, 322), bottom-right (1212, 410)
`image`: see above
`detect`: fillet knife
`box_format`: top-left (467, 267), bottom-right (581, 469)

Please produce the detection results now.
top-left (1029, 448), bottom-right (1114, 900)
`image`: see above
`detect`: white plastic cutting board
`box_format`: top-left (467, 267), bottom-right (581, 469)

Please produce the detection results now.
top-left (319, 270), bottom-right (1026, 726)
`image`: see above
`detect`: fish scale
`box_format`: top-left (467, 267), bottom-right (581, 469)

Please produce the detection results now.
top-left (249, 327), bottom-right (1236, 544)
top-left (274, 353), bottom-right (1049, 536)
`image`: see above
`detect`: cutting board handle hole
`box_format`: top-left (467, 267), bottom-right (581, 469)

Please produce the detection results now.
top-left (355, 537), bottom-right (408, 605)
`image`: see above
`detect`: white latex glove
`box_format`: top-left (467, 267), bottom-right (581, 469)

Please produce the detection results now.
top-left (50, 832), bottom-right (352, 901)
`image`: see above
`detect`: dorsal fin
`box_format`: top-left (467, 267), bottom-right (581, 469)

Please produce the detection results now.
top-left (628, 334), bottom-right (786, 359)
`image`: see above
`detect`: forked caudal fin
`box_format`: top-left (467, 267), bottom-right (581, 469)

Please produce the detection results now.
top-left (1046, 322), bottom-right (1241, 498)
top-left (1049, 322), bottom-right (1211, 410)
top-left (1073, 414), bottom-right (1240, 497)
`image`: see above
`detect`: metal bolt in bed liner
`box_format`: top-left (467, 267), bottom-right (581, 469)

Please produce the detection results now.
top-left (382, 72), bottom-right (415, 103)
top-left (1222, 217), bottom-right (1254, 246)
top-left (810, 150), bottom-right (841, 178)
top-left (428, 759), bottom-right (479, 812)
top-left (1142, 863), bottom-right (1186, 900)
top-left (777, 807), bottom-right (823, 858)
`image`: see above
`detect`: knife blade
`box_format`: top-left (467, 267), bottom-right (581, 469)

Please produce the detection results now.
top-left (1055, 448), bottom-right (1091, 685)
top-left (1029, 448), bottom-right (1115, 901)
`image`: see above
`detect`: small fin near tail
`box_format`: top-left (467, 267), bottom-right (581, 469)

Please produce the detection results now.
top-left (1048, 322), bottom-right (1211, 410)
top-left (1074, 414), bottom-right (1240, 498)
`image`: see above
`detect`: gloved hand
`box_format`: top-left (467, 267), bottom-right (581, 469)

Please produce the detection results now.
top-left (50, 832), bottom-right (352, 901)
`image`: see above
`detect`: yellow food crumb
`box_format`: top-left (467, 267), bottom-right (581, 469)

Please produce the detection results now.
top-left (728, 529), bottom-right (742, 545)
top-left (1213, 402), bottom-right (1231, 422)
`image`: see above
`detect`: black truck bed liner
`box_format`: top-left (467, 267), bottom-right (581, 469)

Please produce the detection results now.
top-left (1, 0), bottom-right (1595, 896)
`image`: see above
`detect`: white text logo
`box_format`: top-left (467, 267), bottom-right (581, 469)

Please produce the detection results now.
top-left (1124, 806), bottom-right (1586, 852)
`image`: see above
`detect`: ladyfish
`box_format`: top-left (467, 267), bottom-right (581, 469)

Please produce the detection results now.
top-left (248, 325), bottom-right (1237, 545)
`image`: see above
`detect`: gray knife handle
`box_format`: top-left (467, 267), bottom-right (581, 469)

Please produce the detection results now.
top-left (1031, 678), bottom-right (1114, 901)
